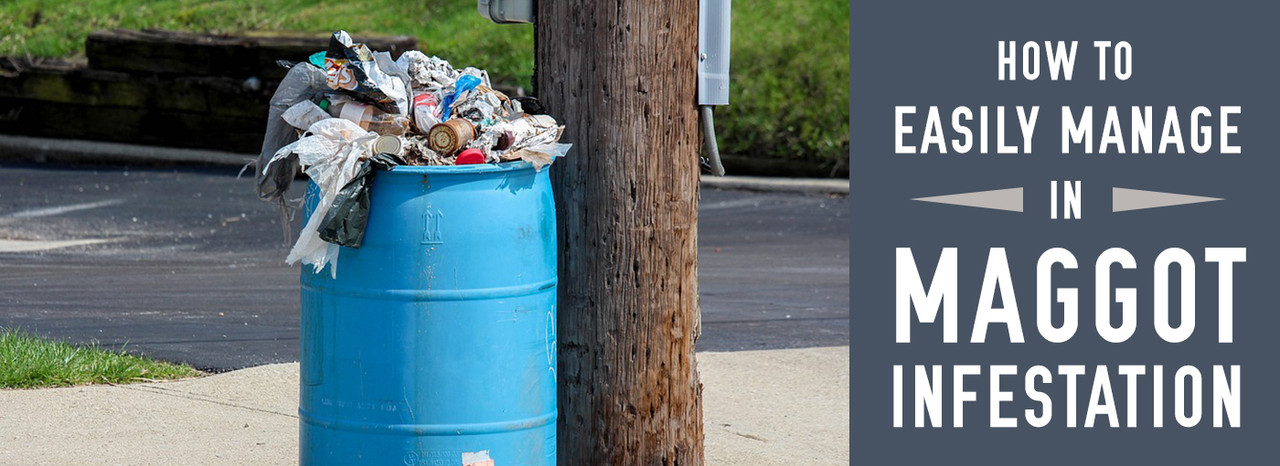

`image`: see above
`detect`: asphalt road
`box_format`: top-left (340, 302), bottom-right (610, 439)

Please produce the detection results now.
top-left (0, 161), bottom-right (848, 371)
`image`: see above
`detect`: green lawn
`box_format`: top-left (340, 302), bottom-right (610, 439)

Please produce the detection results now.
top-left (721, 0), bottom-right (849, 166)
top-left (0, 328), bottom-right (199, 389)
top-left (0, 0), bottom-right (848, 167)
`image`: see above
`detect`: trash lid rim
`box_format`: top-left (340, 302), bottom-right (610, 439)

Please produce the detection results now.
top-left (387, 160), bottom-right (536, 175)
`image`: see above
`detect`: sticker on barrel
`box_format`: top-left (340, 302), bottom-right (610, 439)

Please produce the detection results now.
top-left (462, 450), bottom-right (494, 466)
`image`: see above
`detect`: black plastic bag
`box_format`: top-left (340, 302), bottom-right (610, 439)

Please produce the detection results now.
top-left (317, 152), bottom-right (404, 248)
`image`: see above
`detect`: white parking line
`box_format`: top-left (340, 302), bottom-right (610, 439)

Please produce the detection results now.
top-left (0, 199), bottom-right (125, 219)
top-left (0, 238), bottom-right (114, 253)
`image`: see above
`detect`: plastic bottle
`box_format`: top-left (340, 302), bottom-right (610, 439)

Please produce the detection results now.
top-left (327, 97), bottom-right (374, 128)
top-left (367, 114), bottom-right (411, 136)
top-left (326, 96), bottom-right (410, 136)
top-left (281, 100), bottom-right (332, 131)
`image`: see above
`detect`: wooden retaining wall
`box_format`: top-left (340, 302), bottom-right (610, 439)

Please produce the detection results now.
top-left (0, 30), bottom-right (416, 154)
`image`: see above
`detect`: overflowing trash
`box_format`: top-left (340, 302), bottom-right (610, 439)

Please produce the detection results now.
top-left (256, 31), bottom-right (571, 275)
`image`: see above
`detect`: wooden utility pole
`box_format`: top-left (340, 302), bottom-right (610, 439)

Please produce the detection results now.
top-left (536, 1), bottom-right (704, 463)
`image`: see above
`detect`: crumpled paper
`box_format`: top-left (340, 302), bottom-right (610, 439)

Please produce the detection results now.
top-left (395, 51), bottom-right (459, 92)
top-left (468, 115), bottom-right (569, 170)
top-left (404, 137), bottom-right (451, 166)
top-left (451, 86), bottom-right (521, 127)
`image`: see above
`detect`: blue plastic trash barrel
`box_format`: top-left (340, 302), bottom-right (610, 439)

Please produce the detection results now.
top-left (299, 161), bottom-right (557, 465)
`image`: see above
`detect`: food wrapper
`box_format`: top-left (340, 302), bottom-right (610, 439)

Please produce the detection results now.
top-left (412, 91), bottom-right (444, 133)
top-left (324, 31), bottom-right (410, 115)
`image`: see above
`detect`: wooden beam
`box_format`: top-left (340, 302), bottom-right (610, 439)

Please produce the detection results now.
top-left (85, 29), bottom-right (417, 81)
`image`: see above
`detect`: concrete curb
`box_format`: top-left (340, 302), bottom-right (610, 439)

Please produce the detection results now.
top-left (0, 134), bottom-right (255, 168)
top-left (701, 175), bottom-right (849, 196)
top-left (0, 135), bottom-right (849, 195)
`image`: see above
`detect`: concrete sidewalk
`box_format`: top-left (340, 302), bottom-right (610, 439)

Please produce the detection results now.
top-left (0, 346), bottom-right (848, 465)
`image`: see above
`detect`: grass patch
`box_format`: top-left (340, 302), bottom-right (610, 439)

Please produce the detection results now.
top-left (0, 0), bottom-right (848, 167)
top-left (0, 328), bottom-right (199, 389)
top-left (0, 0), bottom-right (533, 86)
top-left (720, 0), bottom-right (849, 165)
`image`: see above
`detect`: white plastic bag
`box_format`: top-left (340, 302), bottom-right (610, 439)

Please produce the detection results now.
top-left (257, 63), bottom-right (327, 203)
top-left (264, 118), bottom-right (377, 277)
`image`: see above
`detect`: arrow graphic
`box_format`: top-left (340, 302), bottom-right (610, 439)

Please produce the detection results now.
top-left (912, 187), bottom-right (1023, 212)
top-left (1112, 188), bottom-right (1222, 212)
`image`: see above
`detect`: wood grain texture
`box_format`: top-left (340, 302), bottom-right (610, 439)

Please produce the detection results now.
top-left (536, 1), bottom-right (704, 464)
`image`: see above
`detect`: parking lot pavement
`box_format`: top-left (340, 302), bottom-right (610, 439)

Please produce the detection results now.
top-left (0, 161), bottom-right (848, 370)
